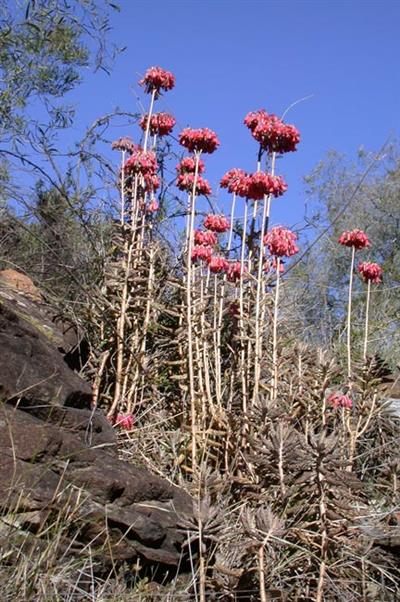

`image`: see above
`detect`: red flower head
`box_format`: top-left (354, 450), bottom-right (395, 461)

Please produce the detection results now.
top-left (245, 172), bottom-right (288, 200)
top-left (140, 112), bottom-right (176, 137)
top-left (191, 245), bottom-right (213, 264)
top-left (245, 109), bottom-right (300, 154)
top-left (179, 127), bottom-right (220, 154)
top-left (139, 66), bottom-right (175, 96)
top-left (194, 230), bottom-right (218, 246)
top-left (147, 199), bottom-right (159, 213)
top-left (358, 261), bottom-right (383, 284)
top-left (113, 413), bottom-right (134, 429)
top-left (220, 168), bottom-right (247, 194)
top-left (204, 214), bottom-right (230, 233)
top-left (338, 229), bottom-right (370, 250)
top-left (226, 261), bottom-right (244, 282)
top-left (177, 173), bottom-right (211, 196)
top-left (327, 392), bottom-right (353, 410)
top-left (176, 156), bottom-right (205, 175)
top-left (208, 255), bottom-right (229, 274)
top-left (124, 149), bottom-right (157, 176)
top-left (244, 109), bottom-right (268, 131)
top-left (264, 227), bottom-right (299, 258)
top-left (112, 136), bottom-right (138, 154)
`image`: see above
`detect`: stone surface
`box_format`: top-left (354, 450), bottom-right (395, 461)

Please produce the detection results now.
top-left (0, 280), bottom-right (193, 574)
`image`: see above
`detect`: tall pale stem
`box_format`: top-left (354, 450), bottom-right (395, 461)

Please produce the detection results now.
top-left (363, 279), bottom-right (371, 361)
top-left (108, 176), bottom-right (138, 418)
top-left (239, 200), bottom-right (249, 418)
top-left (120, 150), bottom-right (126, 225)
top-left (215, 193), bottom-right (237, 405)
top-left (143, 89), bottom-right (156, 152)
top-left (347, 246), bottom-right (356, 380)
top-left (253, 153), bottom-right (276, 403)
top-left (186, 153), bottom-right (201, 469)
top-left (272, 257), bottom-right (281, 400)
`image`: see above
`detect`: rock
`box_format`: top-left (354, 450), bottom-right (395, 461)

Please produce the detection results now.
top-left (0, 295), bottom-right (92, 407)
top-left (0, 283), bottom-right (193, 575)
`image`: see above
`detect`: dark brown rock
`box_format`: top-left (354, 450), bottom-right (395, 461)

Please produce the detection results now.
top-left (0, 286), bottom-right (193, 575)
top-left (0, 292), bottom-right (91, 407)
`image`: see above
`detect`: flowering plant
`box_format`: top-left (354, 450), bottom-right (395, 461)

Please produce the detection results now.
top-left (358, 261), bottom-right (383, 283)
top-left (338, 229), bottom-right (370, 249)
top-left (194, 230), bottom-right (218, 246)
top-left (139, 66), bottom-right (175, 95)
top-left (179, 127), bottom-right (220, 154)
top-left (244, 109), bottom-right (300, 153)
top-left (327, 392), bottom-right (353, 409)
top-left (177, 173), bottom-right (212, 196)
top-left (176, 156), bottom-right (205, 175)
top-left (140, 112), bottom-right (176, 137)
top-left (204, 214), bottom-right (230, 233)
top-left (191, 245), bottom-right (213, 263)
top-left (208, 256), bottom-right (229, 274)
top-left (264, 227), bottom-right (299, 257)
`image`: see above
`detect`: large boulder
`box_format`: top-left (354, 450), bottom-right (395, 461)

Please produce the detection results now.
top-left (0, 272), bottom-right (192, 574)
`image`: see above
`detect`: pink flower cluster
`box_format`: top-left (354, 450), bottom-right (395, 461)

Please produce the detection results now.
top-left (112, 137), bottom-right (138, 154)
top-left (147, 199), bottom-right (159, 214)
top-left (176, 156), bottom-right (206, 175)
top-left (194, 230), bottom-right (218, 246)
top-left (110, 413), bottom-right (134, 430)
top-left (191, 244), bottom-right (213, 263)
top-left (263, 227), bottom-right (299, 258)
top-left (338, 229), bottom-right (370, 250)
top-left (191, 215), bottom-right (243, 281)
top-left (358, 261), bottom-right (383, 284)
top-left (139, 66), bottom-right (175, 95)
top-left (327, 392), bottom-right (353, 410)
top-left (220, 168), bottom-right (247, 194)
top-left (226, 261), bottom-right (243, 282)
top-left (140, 112), bottom-right (176, 137)
top-left (220, 169), bottom-right (287, 200)
top-left (124, 148), bottom-right (160, 193)
top-left (179, 127), bottom-right (220, 154)
top-left (177, 173), bottom-right (211, 196)
top-left (244, 109), bottom-right (300, 154)
top-left (208, 256), bottom-right (229, 274)
top-left (204, 214), bottom-right (230, 233)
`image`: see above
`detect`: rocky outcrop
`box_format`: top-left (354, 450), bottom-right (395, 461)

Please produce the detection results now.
top-left (0, 272), bottom-right (192, 574)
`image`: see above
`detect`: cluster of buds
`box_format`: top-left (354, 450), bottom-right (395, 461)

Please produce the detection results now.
top-left (327, 392), bottom-right (353, 410)
top-left (358, 261), bottom-right (383, 284)
top-left (338, 229), bottom-right (370, 250)
top-left (140, 112), bottom-right (176, 137)
top-left (264, 226), bottom-right (299, 258)
top-left (244, 109), bottom-right (300, 154)
top-left (139, 66), bottom-right (175, 96)
top-left (179, 127), bottom-right (220, 154)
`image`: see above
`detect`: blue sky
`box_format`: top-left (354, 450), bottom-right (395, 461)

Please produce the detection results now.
top-left (68, 0), bottom-right (399, 228)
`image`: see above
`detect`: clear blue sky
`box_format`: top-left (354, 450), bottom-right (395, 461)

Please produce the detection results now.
top-left (69, 0), bottom-right (400, 228)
